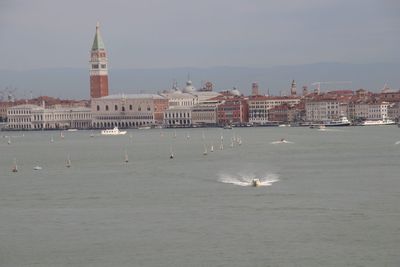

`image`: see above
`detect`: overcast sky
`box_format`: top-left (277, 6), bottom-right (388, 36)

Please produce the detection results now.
top-left (1, 0), bottom-right (399, 70)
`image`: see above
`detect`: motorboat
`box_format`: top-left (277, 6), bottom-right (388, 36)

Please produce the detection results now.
top-left (138, 126), bottom-right (151, 130)
top-left (324, 116), bottom-right (351, 127)
top-left (223, 125), bottom-right (233, 129)
top-left (251, 178), bottom-right (261, 187)
top-left (33, 166), bottom-right (42, 170)
top-left (360, 119), bottom-right (396, 126)
top-left (101, 127), bottom-right (127, 135)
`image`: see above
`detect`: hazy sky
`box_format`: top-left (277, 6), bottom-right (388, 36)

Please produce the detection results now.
top-left (1, 0), bottom-right (399, 70)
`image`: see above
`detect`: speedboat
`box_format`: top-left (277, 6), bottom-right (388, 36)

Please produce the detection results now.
top-left (101, 127), bottom-right (127, 135)
top-left (251, 178), bottom-right (261, 187)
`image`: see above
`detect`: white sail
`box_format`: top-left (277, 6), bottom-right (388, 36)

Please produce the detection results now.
top-left (66, 155), bottom-right (71, 168)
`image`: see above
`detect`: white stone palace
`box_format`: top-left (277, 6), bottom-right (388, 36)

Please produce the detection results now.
top-left (6, 104), bottom-right (91, 130)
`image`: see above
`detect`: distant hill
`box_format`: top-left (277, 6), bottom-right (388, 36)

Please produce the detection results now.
top-left (1, 62), bottom-right (399, 100)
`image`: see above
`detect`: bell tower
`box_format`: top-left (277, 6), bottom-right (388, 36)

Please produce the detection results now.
top-left (290, 80), bottom-right (297, 96)
top-left (90, 22), bottom-right (109, 98)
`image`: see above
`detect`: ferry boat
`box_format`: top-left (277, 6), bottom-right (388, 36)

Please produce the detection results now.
top-left (324, 116), bottom-right (351, 127)
top-left (360, 119), bottom-right (396, 126)
top-left (101, 127), bottom-right (127, 135)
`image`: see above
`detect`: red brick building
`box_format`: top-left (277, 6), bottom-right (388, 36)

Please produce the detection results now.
top-left (212, 92), bottom-right (249, 125)
top-left (89, 23), bottom-right (109, 98)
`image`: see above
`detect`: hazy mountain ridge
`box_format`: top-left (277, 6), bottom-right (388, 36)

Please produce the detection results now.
top-left (1, 63), bottom-right (399, 100)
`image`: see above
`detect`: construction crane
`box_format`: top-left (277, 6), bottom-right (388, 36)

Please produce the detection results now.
top-left (311, 81), bottom-right (352, 94)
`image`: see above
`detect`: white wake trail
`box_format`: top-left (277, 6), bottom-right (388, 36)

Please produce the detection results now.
top-left (218, 172), bottom-right (279, 187)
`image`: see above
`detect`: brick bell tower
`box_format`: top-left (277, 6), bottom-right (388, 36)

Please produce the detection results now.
top-left (90, 22), bottom-right (109, 98)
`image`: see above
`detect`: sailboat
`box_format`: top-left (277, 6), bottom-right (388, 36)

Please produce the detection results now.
top-left (203, 144), bottom-right (208, 155)
top-left (186, 133), bottom-right (190, 140)
top-left (237, 136), bottom-right (242, 146)
top-left (50, 136), bottom-right (54, 143)
top-left (7, 136), bottom-right (11, 145)
top-left (170, 145), bottom-right (174, 159)
top-left (173, 130), bottom-right (177, 139)
top-left (66, 155), bottom-right (71, 168)
top-left (220, 140), bottom-right (224, 150)
top-left (60, 131), bottom-right (65, 139)
top-left (12, 158), bottom-right (18, 172)
top-left (124, 149), bottom-right (129, 163)
top-left (210, 143), bottom-right (214, 152)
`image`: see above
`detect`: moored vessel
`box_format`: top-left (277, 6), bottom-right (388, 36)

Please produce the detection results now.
top-left (101, 127), bottom-right (127, 135)
top-left (324, 116), bottom-right (351, 127)
top-left (360, 119), bottom-right (396, 126)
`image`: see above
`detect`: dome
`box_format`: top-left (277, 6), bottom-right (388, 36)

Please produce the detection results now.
top-left (182, 80), bottom-right (196, 93)
top-left (230, 88), bottom-right (241, 96)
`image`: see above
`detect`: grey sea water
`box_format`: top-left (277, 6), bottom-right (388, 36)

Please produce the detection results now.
top-left (1, 126), bottom-right (399, 266)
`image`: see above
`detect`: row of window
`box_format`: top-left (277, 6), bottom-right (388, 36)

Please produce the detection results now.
top-left (91, 64), bottom-right (107, 69)
top-left (8, 110), bottom-right (31, 115)
top-left (96, 105), bottom-right (151, 112)
top-left (164, 112), bottom-right (190, 118)
top-left (96, 115), bottom-right (153, 120)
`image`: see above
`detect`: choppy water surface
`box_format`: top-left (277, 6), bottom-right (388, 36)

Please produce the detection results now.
top-left (1, 127), bottom-right (399, 266)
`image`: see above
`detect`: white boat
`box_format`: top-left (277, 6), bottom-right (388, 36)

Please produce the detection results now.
top-left (203, 144), bottom-right (208, 155)
top-left (101, 127), bottom-right (127, 135)
top-left (210, 144), bottom-right (214, 152)
top-left (324, 116), bottom-right (351, 127)
top-left (223, 125), bottom-right (233, 129)
top-left (33, 166), bottom-right (42, 170)
top-left (138, 126), bottom-right (151, 130)
top-left (251, 178), bottom-right (261, 187)
top-left (360, 119), bottom-right (396, 126)
top-left (67, 129), bottom-right (78, 132)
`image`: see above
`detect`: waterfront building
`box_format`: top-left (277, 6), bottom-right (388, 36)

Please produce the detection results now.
top-left (163, 106), bottom-right (192, 127)
top-left (349, 101), bottom-right (369, 120)
top-left (91, 94), bottom-right (167, 128)
top-left (387, 102), bottom-right (400, 121)
top-left (191, 104), bottom-right (218, 126)
top-left (0, 102), bottom-right (13, 122)
top-left (6, 104), bottom-right (91, 130)
top-left (248, 95), bottom-right (301, 124)
top-left (305, 93), bottom-right (351, 122)
top-left (367, 101), bottom-right (389, 120)
top-left (268, 103), bottom-right (302, 123)
top-left (210, 90), bottom-right (249, 126)
top-left (90, 23), bottom-right (109, 98)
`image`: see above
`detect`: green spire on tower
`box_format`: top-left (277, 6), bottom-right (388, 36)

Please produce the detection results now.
top-left (91, 22), bottom-right (105, 51)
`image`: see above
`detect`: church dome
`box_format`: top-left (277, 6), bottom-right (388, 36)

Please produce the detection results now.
top-left (230, 88), bottom-right (241, 96)
top-left (182, 80), bottom-right (196, 93)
